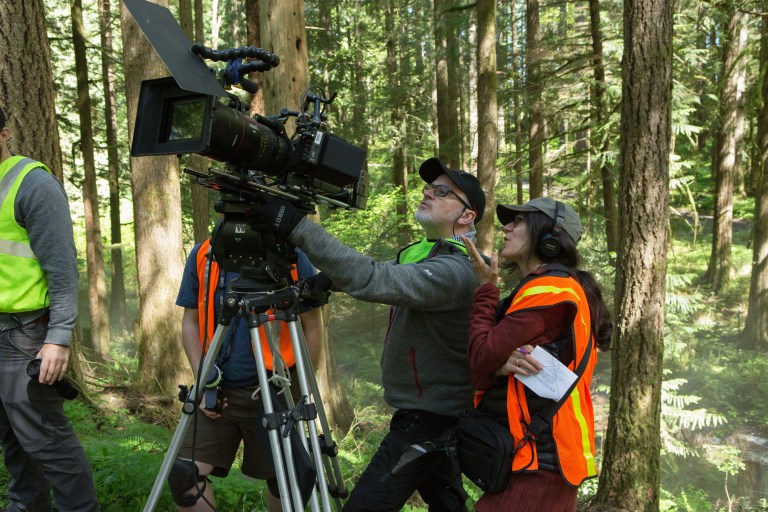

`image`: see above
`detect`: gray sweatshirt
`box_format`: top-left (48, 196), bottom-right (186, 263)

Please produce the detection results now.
top-left (15, 168), bottom-right (78, 345)
top-left (290, 218), bottom-right (478, 416)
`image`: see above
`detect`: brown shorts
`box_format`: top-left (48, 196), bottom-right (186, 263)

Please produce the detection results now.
top-left (179, 383), bottom-right (299, 483)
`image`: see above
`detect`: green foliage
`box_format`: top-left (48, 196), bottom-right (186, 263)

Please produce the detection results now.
top-left (662, 486), bottom-right (713, 512)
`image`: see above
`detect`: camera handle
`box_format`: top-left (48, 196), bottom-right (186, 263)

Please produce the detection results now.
top-left (143, 286), bottom-right (347, 512)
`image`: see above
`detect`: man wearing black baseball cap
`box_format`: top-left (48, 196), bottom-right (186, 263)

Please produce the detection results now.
top-left (248, 157), bottom-right (486, 511)
top-left (418, 157), bottom-right (486, 226)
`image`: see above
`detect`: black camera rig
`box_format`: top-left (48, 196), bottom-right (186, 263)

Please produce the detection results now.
top-left (125, 0), bottom-right (367, 289)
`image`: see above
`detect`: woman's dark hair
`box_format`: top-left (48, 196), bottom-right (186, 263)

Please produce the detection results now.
top-left (504, 210), bottom-right (613, 350)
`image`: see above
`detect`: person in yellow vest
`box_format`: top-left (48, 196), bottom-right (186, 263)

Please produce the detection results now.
top-left (168, 237), bottom-right (322, 512)
top-left (0, 107), bottom-right (99, 511)
top-left (462, 198), bottom-right (612, 512)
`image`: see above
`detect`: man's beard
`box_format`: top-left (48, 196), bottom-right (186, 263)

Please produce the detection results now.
top-left (414, 205), bottom-right (465, 234)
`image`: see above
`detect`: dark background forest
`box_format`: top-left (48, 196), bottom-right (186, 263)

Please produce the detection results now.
top-left (0, 0), bottom-right (767, 510)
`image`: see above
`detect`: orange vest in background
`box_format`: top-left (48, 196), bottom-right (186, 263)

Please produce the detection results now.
top-left (503, 273), bottom-right (598, 486)
top-left (195, 239), bottom-right (298, 371)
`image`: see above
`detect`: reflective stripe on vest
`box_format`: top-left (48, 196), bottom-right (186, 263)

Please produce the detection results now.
top-left (0, 156), bottom-right (50, 312)
top-left (195, 239), bottom-right (297, 370)
top-left (503, 274), bottom-right (597, 486)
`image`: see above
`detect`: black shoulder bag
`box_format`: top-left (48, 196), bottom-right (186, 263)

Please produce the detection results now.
top-left (454, 336), bottom-right (593, 494)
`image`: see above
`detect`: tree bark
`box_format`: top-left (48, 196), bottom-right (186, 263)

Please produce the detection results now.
top-left (259, 0), bottom-right (353, 431)
top-left (476, 0), bottom-right (497, 254)
top-left (745, 3), bottom-right (768, 352)
top-left (245, 0), bottom-right (265, 116)
top-left (511, 2), bottom-right (524, 204)
top-left (0, 0), bottom-right (63, 180)
top-left (121, 0), bottom-right (188, 395)
top-left (434, 0), bottom-right (461, 168)
top-left (98, 0), bottom-right (128, 332)
top-left (71, 0), bottom-right (110, 355)
top-left (705, 7), bottom-right (746, 293)
top-left (526, 0), bottom-right (544, 198)
top-left (588, 0), bottom-right (618, 254)
top-left (386, 0), bottom-right (409, 248)
top-left (177, 0), bottom-right (211, 244)
top-left (589, 0), bottom-right (673, 510)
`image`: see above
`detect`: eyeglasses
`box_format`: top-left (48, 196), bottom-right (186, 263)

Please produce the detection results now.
top-left (511, 214), bottom-right (525, 227)
top-left (422, 183), bottom-right (473, 211)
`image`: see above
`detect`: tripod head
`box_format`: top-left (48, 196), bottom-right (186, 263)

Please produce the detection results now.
top-left (209, 193), bottom-right (298, 295)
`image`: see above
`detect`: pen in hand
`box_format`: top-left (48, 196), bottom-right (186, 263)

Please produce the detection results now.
top-left (516, 347), bottom-right (530, 355)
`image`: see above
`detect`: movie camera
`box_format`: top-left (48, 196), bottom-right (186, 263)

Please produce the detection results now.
top-left (127, 0), bottom-right (368, 279)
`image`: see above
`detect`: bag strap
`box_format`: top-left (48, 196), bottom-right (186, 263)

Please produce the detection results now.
top-left (525, 333), bottom-right (593, 438)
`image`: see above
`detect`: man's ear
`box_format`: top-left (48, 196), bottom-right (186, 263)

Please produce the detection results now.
top-left (457, 208), bottom-right (477, 226)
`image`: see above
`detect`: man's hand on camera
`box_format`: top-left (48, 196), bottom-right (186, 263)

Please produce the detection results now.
top-left (247, 193), bottom-right (307, 239)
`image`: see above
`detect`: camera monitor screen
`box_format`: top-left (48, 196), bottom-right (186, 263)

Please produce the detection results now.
top-left (164, 97), bottom-right (206, 142)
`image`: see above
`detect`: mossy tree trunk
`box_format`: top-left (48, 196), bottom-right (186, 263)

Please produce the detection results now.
top-left (745, 2), bottom-right (768, 352)
top-left (476, 0), bottom-right (497, 255)
top-left (72, 0), bottom-right (110, 356)
top-left (98, 0), bottom-right (128, 333)
top-left (120, 0), bottom-right (188, 395)
top-left (589, 0), bottom-right (673, 509)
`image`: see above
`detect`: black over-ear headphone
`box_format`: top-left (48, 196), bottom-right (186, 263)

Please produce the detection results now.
top-left (538, 201), bottom-right (565, 259)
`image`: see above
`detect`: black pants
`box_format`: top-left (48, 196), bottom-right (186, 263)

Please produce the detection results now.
top-left (343, 409), bottom-right (468, 512)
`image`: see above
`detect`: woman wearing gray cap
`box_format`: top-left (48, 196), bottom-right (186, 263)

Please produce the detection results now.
top-left (461, 198), bottom-right (612, 512)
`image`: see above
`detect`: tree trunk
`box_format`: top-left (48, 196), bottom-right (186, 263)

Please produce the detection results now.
top-left (177, 0), bottom-right (212, 244)
top-left (72, 0), bottom-right (110, 356)
top-left (194, 0), bottom-right (204, 46)
top-left (120, 0), bottom-right (188, 395)
top-left (589, 0), bottom-right (673, 510)
top-left (512, 2), bottom-right (524, 204)
top-left (476, 0), bottom-right (497, 254)
top-left (467, 17), bottom-right (478, 172)
top-left (744, 3), bottom-right (768, 352)
top-left (259, 0), bottom-right (353, 431)
top-left (386, 0), bottom-right (409, 248)
top-left (0, 0), bottom-right (63, 180)
top-left (588, 0), bottom-right (618, 254)
top-left (526, 0), bottom-right (544, 198)
top-left (434, 0), bottom-right (461, 168)
top-left (245, 0), bottom-right (265, 116)
top-left (705, 7), bottom-right (746, 293)
top-left (350, 0), bottom-right (369, 175)
top-left (98, 0), bottom-right (128, 332)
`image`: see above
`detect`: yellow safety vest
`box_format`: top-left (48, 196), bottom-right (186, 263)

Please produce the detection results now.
top-left (0, 156), bottom-right (51, 313)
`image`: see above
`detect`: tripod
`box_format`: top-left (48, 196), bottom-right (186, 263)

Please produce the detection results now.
top-left (143, 276), bottom-right (347, 511)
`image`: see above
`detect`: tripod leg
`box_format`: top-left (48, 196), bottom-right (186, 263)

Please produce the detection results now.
top-left (286, 321), bottom-right (337, 512)
top-left (247, 323), bottom-right (305, 512)
top-left (293, 322), bottom-right (348, 506)
top-left (143, 322), bottom-right (231, 512)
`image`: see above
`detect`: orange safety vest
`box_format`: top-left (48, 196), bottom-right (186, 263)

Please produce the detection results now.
top-left (195, 239), bottom-right (298, 371)
top-left (500, 273), bottom-right (598, 486)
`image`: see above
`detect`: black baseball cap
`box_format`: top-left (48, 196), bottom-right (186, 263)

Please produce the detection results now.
top-left (497, 197), bottom-right (583, 243)
top-left (419, 157), bottom-right (486, 223)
